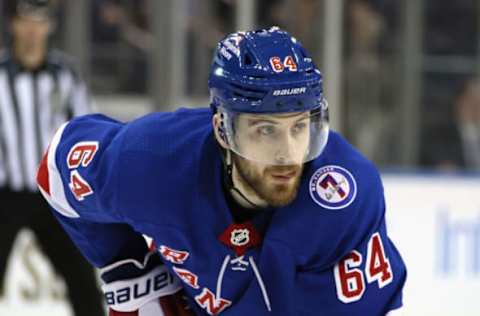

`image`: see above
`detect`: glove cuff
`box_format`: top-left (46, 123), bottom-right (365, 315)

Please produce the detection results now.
top-left (101, 252), bottom-right (182, 312)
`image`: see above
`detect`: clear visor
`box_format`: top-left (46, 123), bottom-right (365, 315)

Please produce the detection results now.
top-left (220, 102), bottom-right (329, 166)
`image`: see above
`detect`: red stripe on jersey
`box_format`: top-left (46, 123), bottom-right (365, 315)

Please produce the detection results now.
top-left (37, 146), bottom-right (50, 196)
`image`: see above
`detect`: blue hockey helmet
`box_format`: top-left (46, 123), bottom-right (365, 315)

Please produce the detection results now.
top-left (209, 27), bottom-right (329, 165)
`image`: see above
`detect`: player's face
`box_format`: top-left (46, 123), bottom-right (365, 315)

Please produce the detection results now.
top-left (234, 111), bottom-right (311, 165)
top-left (232, 112), bottom-right (309, 207)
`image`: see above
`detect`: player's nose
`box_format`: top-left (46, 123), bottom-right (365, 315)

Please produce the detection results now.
top-left (273, 135), bottom-right (299, 165)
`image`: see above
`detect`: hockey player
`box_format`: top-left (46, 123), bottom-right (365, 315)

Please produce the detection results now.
top-left (37, 27), bottom-right (406, 315)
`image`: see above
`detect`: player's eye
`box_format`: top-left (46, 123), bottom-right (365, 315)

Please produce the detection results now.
top-left (257, 125), bottom-right (276, 136)
top-left (292, 122), bottom-right (307, 135)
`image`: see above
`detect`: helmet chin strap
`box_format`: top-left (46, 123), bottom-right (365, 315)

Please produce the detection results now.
top-left (223, 150), bottom-right (264, 209)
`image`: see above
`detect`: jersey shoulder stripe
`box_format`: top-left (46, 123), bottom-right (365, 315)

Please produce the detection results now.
top-left (37, 122), bottom-right (80, 218)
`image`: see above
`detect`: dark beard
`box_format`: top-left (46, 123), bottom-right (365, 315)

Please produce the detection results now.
top-left (232, 154), bottom-right (303, 207)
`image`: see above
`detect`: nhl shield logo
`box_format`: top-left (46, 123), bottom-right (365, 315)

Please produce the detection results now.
top-left (219, 222), bottom-right (262, 256)
top-left (309, 165), bottom-right (357, 210)
top-left (230, 229), bottom-right (250, 246)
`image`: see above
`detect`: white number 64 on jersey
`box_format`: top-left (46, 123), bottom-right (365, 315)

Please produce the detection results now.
top-left (66, 141), bottom-right (98, 201)
top-left (334, 232), bottom-right (393, 303)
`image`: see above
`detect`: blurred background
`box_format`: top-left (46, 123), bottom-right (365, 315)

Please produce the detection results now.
top-left (0, 0), bottom-right (478, 170)
top-left (0, 0), bottom-right (479, 315)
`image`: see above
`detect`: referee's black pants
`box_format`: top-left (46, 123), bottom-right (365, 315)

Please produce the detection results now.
top-left (0, 190), bottom-right (105, 316)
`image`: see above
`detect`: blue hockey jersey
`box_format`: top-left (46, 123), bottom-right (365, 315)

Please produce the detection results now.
top-left (37, 107), bottom-right (406, 315)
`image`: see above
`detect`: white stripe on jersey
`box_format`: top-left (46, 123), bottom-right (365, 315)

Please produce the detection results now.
top-left (39, 122), bottom-right (80, 218)
top-left (0, 70), bottom-right (23, 190)
top-left (16, 73), bottom-right (38, 191)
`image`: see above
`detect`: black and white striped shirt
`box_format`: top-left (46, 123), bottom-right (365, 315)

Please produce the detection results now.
top-left (0, 49), bottom-right (91, 192)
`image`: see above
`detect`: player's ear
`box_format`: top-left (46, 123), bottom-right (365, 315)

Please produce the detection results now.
top-left (212, 113), bottom-right (229, 150)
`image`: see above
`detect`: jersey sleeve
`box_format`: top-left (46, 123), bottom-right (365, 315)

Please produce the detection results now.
top-left (294, 223), bottom-right (406, 315)
top-left (37, 114), bottom-right (149, 267)
top-left (294, 165), bottom-right (406, 315)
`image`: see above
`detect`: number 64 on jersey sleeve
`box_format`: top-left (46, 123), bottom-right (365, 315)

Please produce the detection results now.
top-left (334, 232), bottom-right (394, 303)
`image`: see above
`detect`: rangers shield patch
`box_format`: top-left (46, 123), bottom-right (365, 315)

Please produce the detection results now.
top-left (309, 165), bottom-right (357, 210)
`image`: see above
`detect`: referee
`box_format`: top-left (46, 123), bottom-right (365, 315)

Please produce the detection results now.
top-left (0, 1), bottom-right (105, 315)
